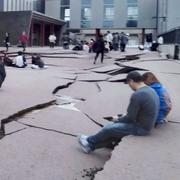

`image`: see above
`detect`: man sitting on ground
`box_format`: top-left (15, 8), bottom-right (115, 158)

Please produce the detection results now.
top-left (78, 71), bottom-right (159, 153)
top-left (13, 51), bottom-right (27, 68)
top-left (0, 57), bottom-right (6, 88)
top-left (31, 54), bottom-right (47, 69)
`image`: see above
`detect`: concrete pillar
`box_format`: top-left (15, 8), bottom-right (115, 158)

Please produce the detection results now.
top-left (8, 0), bottom-right (12, 11)
top-left (4, 0), bottom-right (8, 11)
top-left (16, 0), bottom-right (20, 11)
top-left (30, 21), bottom-right (34, 46)
top-left (40, 22), bottom-right (45, 46)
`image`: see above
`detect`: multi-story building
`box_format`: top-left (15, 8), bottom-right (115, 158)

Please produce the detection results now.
top-left (158, 0), bottom-right (180, 34)
top-left (45, 0), bottom-right (157, 44)
top-left (0, 0), bottom-right (65, 46)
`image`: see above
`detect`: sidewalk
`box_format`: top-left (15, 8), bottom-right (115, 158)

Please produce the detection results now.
top-left (0, 47), bottom-right (180, 180)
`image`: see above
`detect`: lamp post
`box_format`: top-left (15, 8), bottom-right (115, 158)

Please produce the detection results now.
top-left (156, 0), bottom-right (159, 38)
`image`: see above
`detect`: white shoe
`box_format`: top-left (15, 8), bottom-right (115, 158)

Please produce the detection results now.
top-left (78, 135), bottom-right (92, 154)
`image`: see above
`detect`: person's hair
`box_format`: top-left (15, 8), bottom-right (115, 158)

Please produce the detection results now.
top-left (126, 71), bottom-right (143, 83)
top-left (18, 51), bottom-right (23, 55)
top-left (142, 72), bottom-right (160, 85)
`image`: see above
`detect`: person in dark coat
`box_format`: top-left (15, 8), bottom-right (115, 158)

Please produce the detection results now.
top-left (4, 32), bottom-right (10, 52)
top-left (0, 57), bottom-right (6, 88)
top-left (31, 54), bottom-right (46, 69)
top-left (120, 32), bottom-right (129, 52)
top-left (94, 35), bottom-right (105, 64)
top-left (3, 53), bottom-right (13, 66)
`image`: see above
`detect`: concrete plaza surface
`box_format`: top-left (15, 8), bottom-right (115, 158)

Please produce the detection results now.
top-left (0, 46), bottom-right (180, 180)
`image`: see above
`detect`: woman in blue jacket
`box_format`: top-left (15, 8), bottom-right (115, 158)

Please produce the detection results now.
top-left (143, 72), bottom-right (172, 125)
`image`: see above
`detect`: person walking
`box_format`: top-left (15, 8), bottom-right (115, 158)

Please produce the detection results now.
top-left (120, 32), bottom-right (129, 52)
top-left (19, 31), bottom-right (29, 52)
top-left (78, 71), bottom-right (159, 154)
top-left (113, 32), bottom-right (119, 51)
top-left (106, 31), bottom-right (113, 51)
top-left (94, 35), bottom-right (105, 64)
top-left (49, 34), bottom-right (57, 48)
top-left (4, 32), bottom-right (10, 52)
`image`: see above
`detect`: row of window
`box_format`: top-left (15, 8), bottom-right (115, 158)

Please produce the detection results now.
top-left (60, 0), bottom-right (138, 28)
top-left (4, 0), bottom-right (33, 11)
top-left (3, 0), bottom-right (44, 12)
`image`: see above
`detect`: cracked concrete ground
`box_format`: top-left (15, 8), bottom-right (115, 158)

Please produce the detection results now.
top-left (0, 46), bottom-right (180, 180)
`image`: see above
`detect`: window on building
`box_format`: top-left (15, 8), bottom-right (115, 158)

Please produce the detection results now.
top-left (103, 0), bottom-right (114, 28)
top-left (60, 0), bottom-right (70, 27)
top-left (127, 0), bottom-right (138, 27)
top-left (81, 0), bottom-right (92, 28)
top-left (61, 0), bottom-right (70, 6)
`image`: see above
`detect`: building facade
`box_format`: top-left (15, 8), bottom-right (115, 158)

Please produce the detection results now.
top-left (158, 0), bottom-right (180, 34)
top-left (0, 0), bottom-right (65, 46)
top-left (1, 0), bottom-right (33, 12)
top-left (45, 0), bottom-right (157, 44)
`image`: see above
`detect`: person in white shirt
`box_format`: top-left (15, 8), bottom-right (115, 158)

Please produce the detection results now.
top-left (13, 51), bottom-right (27, 68)
top-left (48, 34), bottom-right (57, 48)
top-left (106, 31), bottom-right (113, 51)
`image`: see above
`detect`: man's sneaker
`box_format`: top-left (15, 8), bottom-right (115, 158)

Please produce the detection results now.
top-left (78, 135), bottom-right (92, 154)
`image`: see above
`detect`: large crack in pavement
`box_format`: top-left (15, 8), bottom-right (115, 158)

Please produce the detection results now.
top-left (0, 100), bottom-right (56, 137)
top-left (52, 79), bottom-right (77, 94)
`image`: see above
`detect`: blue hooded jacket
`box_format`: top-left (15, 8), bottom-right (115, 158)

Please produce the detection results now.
top-left (150, 83), bottom-right (172, 123)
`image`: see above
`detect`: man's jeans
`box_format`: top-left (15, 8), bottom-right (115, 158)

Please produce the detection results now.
top-left (87, 122), bottom-right (149, 150)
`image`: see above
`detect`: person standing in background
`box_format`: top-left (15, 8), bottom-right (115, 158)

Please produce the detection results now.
top-left (49, 34), bottom-right (57, 48)
top-left (94, 35), bottom-right (105, 64)
top-left (19, 31), bottom-right (29, 52)
top-left (4, 32), bottom-right (10, 52)
top-left (106, 31), bottom-right (113, 51)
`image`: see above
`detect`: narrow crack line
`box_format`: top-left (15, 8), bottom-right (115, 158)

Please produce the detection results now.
top-left (83, 113), bottom-right (104, 128)
top-left (95, 83), bottom-right (102, 93)
top-left (168, 120), bottom-right (180, 125)
top-left (5, 128), bottom-right (27, 136)
top-left (135, 59), bottom-right (169, 63)
top-left (40, 55), bottom-right (79, 59)
top-left (0, 100), bottom-right (56, 135)
top-left (159, 72), bottom-right (180, 75)
top-left (18, 121), bottom-right (77, 137)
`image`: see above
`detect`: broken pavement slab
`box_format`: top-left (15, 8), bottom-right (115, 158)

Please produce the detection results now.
top-left (0, 128), bottom-right (111, 180)
top-left (56, 81), bottom-right (100, 100)
top-left (91, 64), bottom-right (121, 73)
top-left (77, 82), bottom-right (132, 126)
top-left (95, 123), bottom-right (180, 180)
top-left (18, 106), bottom-right (102, 136)
top-left (107, 74), bottom-right (127, 82)
top-left (77, 72), bottom-right (111, 82)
